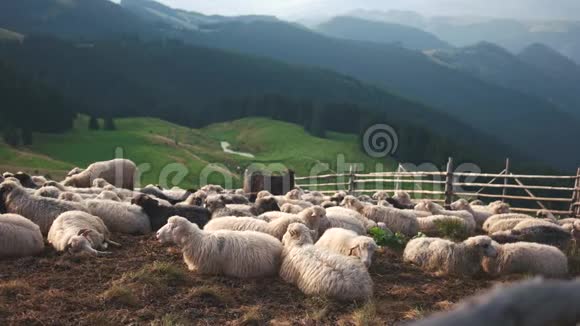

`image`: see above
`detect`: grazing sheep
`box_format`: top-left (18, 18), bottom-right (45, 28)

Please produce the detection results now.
top-left (0, 213), bottom-right (44, 258)
top-left (482, 242), bottom-right (568, 277)
top-left (132, 194), bottom-right (210, 231)
top-left (451, 199), bottom-right (509, 228)
top-left (34, 186), bottom-right (62, 199)
top-left (85, 199), bottom-right (151, 235)
top-left (96, 190), bottom-right (122, 202)
top-left (342, 196), bottom-right (419, 236)
top-left (0, 181), bottom-right (88, 234)
top-left (403, 235), bottom-right (497, 276)
top-left (279, 223), bottom-right (373, 301)
top-left (482, 213), bottom-right (532, 232)
top-left (415, 200), bottom-right (476, 233)
top-left (62, 159), bottom-right (137, 190)
top-left (417, 215), bottom-right (472, 237)
top-left (409, 278), bottom-right (580, 326)
top-left (157, 216), bottom-right (282, 278)
top-left (314, 228), bottom-right (378, 267)
top-left (204, 206), bottom-right (324, 240)
top-left (47, 211), bottom-right (120, 255)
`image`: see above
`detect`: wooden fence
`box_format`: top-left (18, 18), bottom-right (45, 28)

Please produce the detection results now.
top-left (295, 158), bottom-right (580, 218)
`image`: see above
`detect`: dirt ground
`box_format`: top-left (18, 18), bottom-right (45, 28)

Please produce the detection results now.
top-left (0, 234), bottom-right (535, 326)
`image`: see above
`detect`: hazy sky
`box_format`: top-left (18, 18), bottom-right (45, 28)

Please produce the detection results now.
top-left (152, 0), bottom-right (580, 20)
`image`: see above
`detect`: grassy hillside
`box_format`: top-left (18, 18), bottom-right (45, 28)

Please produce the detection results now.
top-left (1, 116), bottom-right (394, 188)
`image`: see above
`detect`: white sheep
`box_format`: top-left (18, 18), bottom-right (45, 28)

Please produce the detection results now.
top-left (92, 178), bottom-right (113, 188)
top-left (62, 159), bottom-right (137, 190)
top-left (342, 196), bottom-right (419, 236)
top-left (34, 186), bottom-right (62, 199)
top-left (47, 211), bottom-right (120, 255)
top-left (156, 216), bottom-right (282, 278)
top-left (280, 223), bottom-right (373, 301)
top-left (415, 200), bottom-right (476, 234)
top-left (409, 278), bottom-right (580, 326)
top-left (314, 228), bottom-right (378, 268)
top-left (204, 206), bottom-right (324, 240)
top-left (403, 235), bottom-right (497, 276)
top-left (85, 199), bottom-right (151, 235)
top-left (393, 191), bottom-right (414, 206)
top-left (280, 203), bottom-right (304, 214)
top-left (0, 181), bottom-right (89, 235)
top-left (451, 198), bottom-right (509, 228)
top-left (0, 213), bottom-right (44, 258)
top-left (482, 242), bottom-right (568, 277)
top-left (325, 206), bottom-right (377, 232)
top-left (96, 190), bottom-right (122, 202)
top-left (416, 215), bottom-right (472, 237)
top-left (58, 192), bottom-right (85, 203)
top-left (481, 213), bottom-right (532, 232)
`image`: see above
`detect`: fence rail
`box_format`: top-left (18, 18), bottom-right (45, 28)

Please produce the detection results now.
top-left (295, 158), bottom-right (580, 218)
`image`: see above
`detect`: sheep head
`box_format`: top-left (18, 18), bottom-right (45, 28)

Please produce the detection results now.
top-left (66, 229), bottom-right (110, 256)
top-left (349, 237), bottom-right (378, 268)
top-left (330, 190), bottom-right (347, 204)
top-left (254, 196), bottom-right (280, 215)
top-left (536, 209), bottom-right (556, 220)
top-left (282, 223), bottom-right (315, 247)
top-left (372, 190), bottom-right (390, 201)
top-left (340, 195), bottom-right (363, 212)
top-left (0, 180), bottom-right (19, 202)
top-left (67, 167), bottom-right (84, 177)
top-left (204, 195), bottom-right (226, 212)
top-left (256, 190), bottom-right (273, 200)
top-left (285, 189), bottom-right (302, 200)
top-left (464, 236), bottom-right (497, 258)
top-left (393, 191), bottom-right (412, 204)
top-left (451, 199), bottom-right (470, 211)
top-left (131, 194), bottom-right (160, 215)
top-left (299, 206), bottom-right (326, 231)
top-left (158, 216), bottom-right (197, 246)
top-left (414, 200), bottom-right (433, 212)
top-left (491, 203), bottom-right (510, 214)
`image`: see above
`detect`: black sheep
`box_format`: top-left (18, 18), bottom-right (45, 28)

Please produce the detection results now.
top-left (131, 194), bottom-right (210, 231)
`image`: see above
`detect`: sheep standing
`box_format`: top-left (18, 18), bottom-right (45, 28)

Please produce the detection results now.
top-left (62, 159), bottom-right (137, 190)
top-left (482, 242), bottom-right (568, 277)
top-left (342, 196), bottom-right (419, 236)
top-left (0, 213), bottom-right (44, 258)
top-left (0, 181), bottom-right (88, 234)
top-left (156, 216), bottom-right (282, 278)
top-left (204, 206), bottom-right (324, 240)
top-left (314, 228), bottom-right (378, 267)
top-left (280, 223), bottom-right (373, 301)
top-left (403, 236), bottom-right (497, 276)
top-left (409, 278), bottom-right (580, 326)
top-left (48, 211), bottom-right (120, 255)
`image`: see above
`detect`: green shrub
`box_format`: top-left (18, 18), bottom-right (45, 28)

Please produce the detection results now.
top-left (434, 219), bottom-right (468, 240)
top-left (369, 227), bottom-right (408, 250)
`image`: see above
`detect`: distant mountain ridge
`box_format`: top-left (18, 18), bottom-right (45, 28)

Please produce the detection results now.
top-left (316, 16), bottom-right (451, 50)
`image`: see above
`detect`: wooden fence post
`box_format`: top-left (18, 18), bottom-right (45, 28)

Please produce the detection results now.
top-left (444, 157), bottom-right (454, 209)
top-left (571, 168), bottom-right (580, 218)
top-left (348, 166), bottom-right (356, 196)
top-left (502, 158), bottom-right (510, 203)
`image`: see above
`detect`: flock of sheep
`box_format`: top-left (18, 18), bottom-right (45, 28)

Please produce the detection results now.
top-left (1, 158), bottom-right (580, 323)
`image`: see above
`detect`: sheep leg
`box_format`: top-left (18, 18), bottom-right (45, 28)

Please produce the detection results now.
top-left (106, 239), bottom-right (122, 247)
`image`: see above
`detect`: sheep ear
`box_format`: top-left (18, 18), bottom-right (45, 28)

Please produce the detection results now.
top-left (77, 229), bottom-right (90, 236)
top-left (289, 229), bottom-right (298, 238)
top-left (349, 246), bottom-right (358, 256)
top-left (78, 229), bottom-right (92, 237)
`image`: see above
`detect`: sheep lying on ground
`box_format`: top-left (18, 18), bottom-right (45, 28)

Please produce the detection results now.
top-left (280, 223), bottom-right (373, 301)
top-left (315, 228), bottom-right (378, 268)
top-left (96, 190), bottom-right (122, 202)
top-left (490, 225), bottom-right (578, 250)
top-left (58, 192), bottom-right (85, 203)
top-left (48, 211), bottom-right (120, 255)
top-left (157, 216), bottom-right (282, 278)
top-left (330, 191), bottom-right (348, 205)
top-left (482, 213), bottom-right (532, 233)
top-left (0, 213), bottom-right (44, 258)
top-left (393, 191), bottom-right (415, 206)
top-left (34, 186), bottom-right (62, 199)
top-left (132, 194), bottom-right (210, 231)
top-left (415, 200), bottom-right (476, 234)
top-left (92, 178), bottom-right (113, 188)
top-left (410, 278), bottom-right (580, 326)
top-left (205, 206), bottom-right (324, 240)
top-left (451, 199), bottom-right (509, 228)
top-left (199, 184), bottom-right (224, 194)
top-left (0, 181), bottom-right (88, 234)
top-left (280, 203), bottom-right (304, 214)
top-left (342, 196), bottom-right (419, 236)
top-left (13, 172), bottom-right (40, 189)
top-left (182, 190), bottom-right (208, 206)
top-left (85, 199), bottom-right (151, 235)
top-left (320, 207), bottom-right (369, 235)
top-left (482, 242), bottom-right (568, 277)
top-left (417, 215), bottom-right (472, 237)
top-left (403, 236), bottom-right (497, 276)
top-left (204, 195), bottom-right (254, 218)
top-left (63, 159), bottom-right (137, 190)
top-left (139, 185), bottom-right (194, 205)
